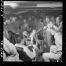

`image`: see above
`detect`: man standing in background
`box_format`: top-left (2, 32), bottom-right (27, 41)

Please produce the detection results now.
top-left (43, 16), bottom-right (53, 51)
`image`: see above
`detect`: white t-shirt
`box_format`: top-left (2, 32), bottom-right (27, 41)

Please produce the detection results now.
top-left (23, 46), bottom-right (36, 59)
top-left (54, 33), bottom-right (62, 51)
top-left (46, 22), bottom-right (53, 32)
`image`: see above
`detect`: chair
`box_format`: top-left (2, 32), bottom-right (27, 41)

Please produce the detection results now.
top-left (50, 55), bottom-right (62, 62)
top-left (57, 55), bottom-right (62, 62)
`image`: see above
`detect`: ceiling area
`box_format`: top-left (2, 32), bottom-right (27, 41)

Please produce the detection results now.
top-left (4, 1), bottom-right (62, 15)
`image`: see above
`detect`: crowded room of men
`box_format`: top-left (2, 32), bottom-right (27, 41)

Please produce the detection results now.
top-left (3, 1), bottom-right (62, 62)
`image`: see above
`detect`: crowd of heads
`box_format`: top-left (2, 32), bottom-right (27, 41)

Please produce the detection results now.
top-left (4, 14), bottom-right (62, 27)
top-left (3, 12), bottom-right (62, 62)
top-left (4, 13), bottom-right (62, 44)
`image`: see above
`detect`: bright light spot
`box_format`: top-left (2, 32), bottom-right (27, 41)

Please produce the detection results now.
top-left (4, 1), bottom-right (19, 8)
top-left (37, 3), bottom-right (62, 7)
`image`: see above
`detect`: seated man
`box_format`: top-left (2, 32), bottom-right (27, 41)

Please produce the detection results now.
top-left (43, 16), bottom-right (54, 48)
top-left (21, 31), bottom-right (29, 46)
top-left (52, 16), bottom-right (62, 34)
top-left (3, 36), bottom-right (20, 61)
top-left (15, 40), bottom-right (38, 62)
top-left (42, 29), bottom-right (62, 62)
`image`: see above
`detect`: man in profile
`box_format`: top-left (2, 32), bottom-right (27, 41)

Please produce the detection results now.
top-left (42, 29), bottom-right (62, 62)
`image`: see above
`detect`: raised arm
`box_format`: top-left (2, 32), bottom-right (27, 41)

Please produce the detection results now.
top-left (53, 22), bottom-right (62, 32)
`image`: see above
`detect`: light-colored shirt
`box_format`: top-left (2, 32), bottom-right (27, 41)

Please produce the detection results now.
top-left (29, 30), bottom-right (36, 43)
top-left (43, 22), bottom-right (53, 32)
top-left (23, 46), bottom-right (36, 59)
top-left (15, 44), bottom-right (36, 59)
top-left (3, 37), bottom-right (17, 54)
top-left (54, 33), bottom-right (62, 51)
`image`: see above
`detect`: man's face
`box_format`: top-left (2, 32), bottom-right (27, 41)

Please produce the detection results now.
top-left (56, 17), bottom-right (60, 24)
top-left (46, 17), bottom-right (50, 23)
top-left (51, 17), bottom-right (55, 22)
top-left (10, 17), bottom-right (16, 22)
top-left (51, 29), bottom-right (55, 35)
top-left (24, 19), bottom-right (26, 23)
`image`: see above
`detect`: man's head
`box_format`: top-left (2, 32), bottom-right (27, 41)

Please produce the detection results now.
top-left (32, 29), bottom-right (36, 34)
top-left (56, 16), bottom-right (60, 24)
top-left (50, 29), bottom-right (56, 35)
top-left (23, 19), bottom-right (26, 23)
top-left (10, 17), bottom-right (17, 22)
top-left (26, 38), bottom-right (32, 46)
top-left (45, 16), bottom-right (50, 24)
top-left (22, 31), bottom-right (29, 38)
top-left (51, 16), bottom-right (55, 24)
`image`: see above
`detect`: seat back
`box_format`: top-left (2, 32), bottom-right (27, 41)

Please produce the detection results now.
top-left (50, 55), bottom-right (62, 62)
top-left (57, 55), bottom-right (62, 62)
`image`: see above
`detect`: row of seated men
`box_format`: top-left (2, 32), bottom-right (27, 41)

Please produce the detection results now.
top-left (3, 28), bottom-right (62, 62)
top-left (3, 29), bottom-right (43, 62)
top-left (3, 16), bottom-right (62, 62)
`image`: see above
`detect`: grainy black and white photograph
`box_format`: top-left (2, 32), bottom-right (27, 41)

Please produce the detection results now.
top-left (3, 1), bottom-right (62, 62)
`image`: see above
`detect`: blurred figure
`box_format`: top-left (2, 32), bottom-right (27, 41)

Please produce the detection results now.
top-left (22, 31), bottom-right (29, 38)
top-left (3, 36), bottom-right (19, 61)
top-left (20, 31), bottom-right (29, 46)
top-left (4, 19), bottom-right (11, 25)
top-left (26, 38), bottom-right (32, 46)
top-left (3, 51), bottom-right (7, 61)
top-left (10, 17), bottom-right (17, 23)
top-left (42, 29), bottom-right (62, 62)
top-left (23, 19), bottom-right (27, 24)
top-left (3, 29), bottom-right (9, 40)
top-left (29, 29), bottom-right (36, 44)
top-left (8, 31), bottom-right (17, 45)
top-left (52, 16), bottom-right (62, 33)
top-left (50, 16), bottom-right (56, 25)
top-left (43, 16), bottom-right (53, 49)
top-left (23, 19), bottom-right (29, 31)
top-left (27, 16), bottom-right (35, 30)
